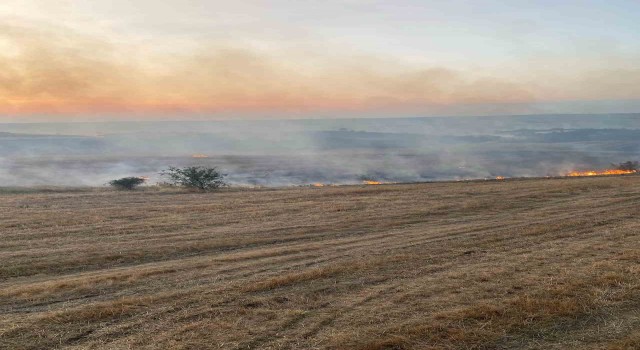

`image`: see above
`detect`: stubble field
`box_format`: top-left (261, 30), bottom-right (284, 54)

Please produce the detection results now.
top-left (1, 176), bottom-right (640, 349)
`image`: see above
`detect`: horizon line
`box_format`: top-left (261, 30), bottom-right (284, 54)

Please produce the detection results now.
top-left (1, 112), bottom-right (639, 125)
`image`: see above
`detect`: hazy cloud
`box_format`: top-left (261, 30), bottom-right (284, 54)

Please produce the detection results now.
top-left (0, 21), bottom-right (534, 116)
top-left (0, 14), bottom-right (639, 120)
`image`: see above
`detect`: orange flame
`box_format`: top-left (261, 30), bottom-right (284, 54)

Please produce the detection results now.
top-left (495, 176), bottom-right (505, 180)
top-left (363, 180), bottom-right (382, 185)
top-left (566, 169), bottom-right (636, 177)
top-left (312, 183), bottom-right (324, 187)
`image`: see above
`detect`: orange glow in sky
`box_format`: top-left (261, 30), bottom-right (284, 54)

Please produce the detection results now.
top-left (1, 1), bottom-right (640, 120)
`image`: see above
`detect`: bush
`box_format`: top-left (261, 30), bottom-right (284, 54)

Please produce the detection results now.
top-left (160, 166), bottom-right (227, 191)
top-left (109, 177), bottom-right (146, 190)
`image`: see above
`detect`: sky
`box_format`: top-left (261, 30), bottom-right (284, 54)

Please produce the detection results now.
top-left (1, 0), bottom-right (640, 121)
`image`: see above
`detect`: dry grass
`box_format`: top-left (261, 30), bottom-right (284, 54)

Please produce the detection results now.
top-left (1, 176), bottom-right (640, 349)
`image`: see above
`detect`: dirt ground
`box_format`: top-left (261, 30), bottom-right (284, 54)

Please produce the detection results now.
top-left (1, 176), bottom-right (640, 349)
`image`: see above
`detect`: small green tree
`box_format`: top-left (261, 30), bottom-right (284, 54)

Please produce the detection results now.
top-left (109, 177), bottom-right (146, 190)
top-left (161, 166), bottom-right (227, 191)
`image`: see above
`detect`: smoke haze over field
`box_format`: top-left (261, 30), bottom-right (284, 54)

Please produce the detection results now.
top-left (2, 1), bottom-right (640, 119)
top-left (1, 114), bottom-right (639, 187)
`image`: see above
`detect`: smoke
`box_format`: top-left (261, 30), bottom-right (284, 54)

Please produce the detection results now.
top-left (1, 115), bottom-right (639, 187)
top-left (3, 19), bottom-right (640, 121)
top-left (0, 20), bottom-right (548, 118)
top-left (1, 20), bottom-right (640, 187)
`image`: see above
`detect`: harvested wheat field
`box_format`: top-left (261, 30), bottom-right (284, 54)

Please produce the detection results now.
top-left (2, 176), bottom-right (640, 350)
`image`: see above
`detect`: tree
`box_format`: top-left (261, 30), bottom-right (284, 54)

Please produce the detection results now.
top-left (161, 166), bottom-right (227, 191)
top-left (613, 161), bottom-right (639, 172)
top-left (109, 177), bottom-right (146, 190)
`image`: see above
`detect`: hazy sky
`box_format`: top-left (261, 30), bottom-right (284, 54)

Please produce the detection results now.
top-left (1, 0), bottom-right (640, 121)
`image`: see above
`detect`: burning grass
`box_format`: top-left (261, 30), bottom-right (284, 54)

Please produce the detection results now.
top-left (2, 176), bottom-right (640, 349)
top-left (362, 180), bottom-right (383, 185)
top-left (567, 169), bottom-right (637, 177)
